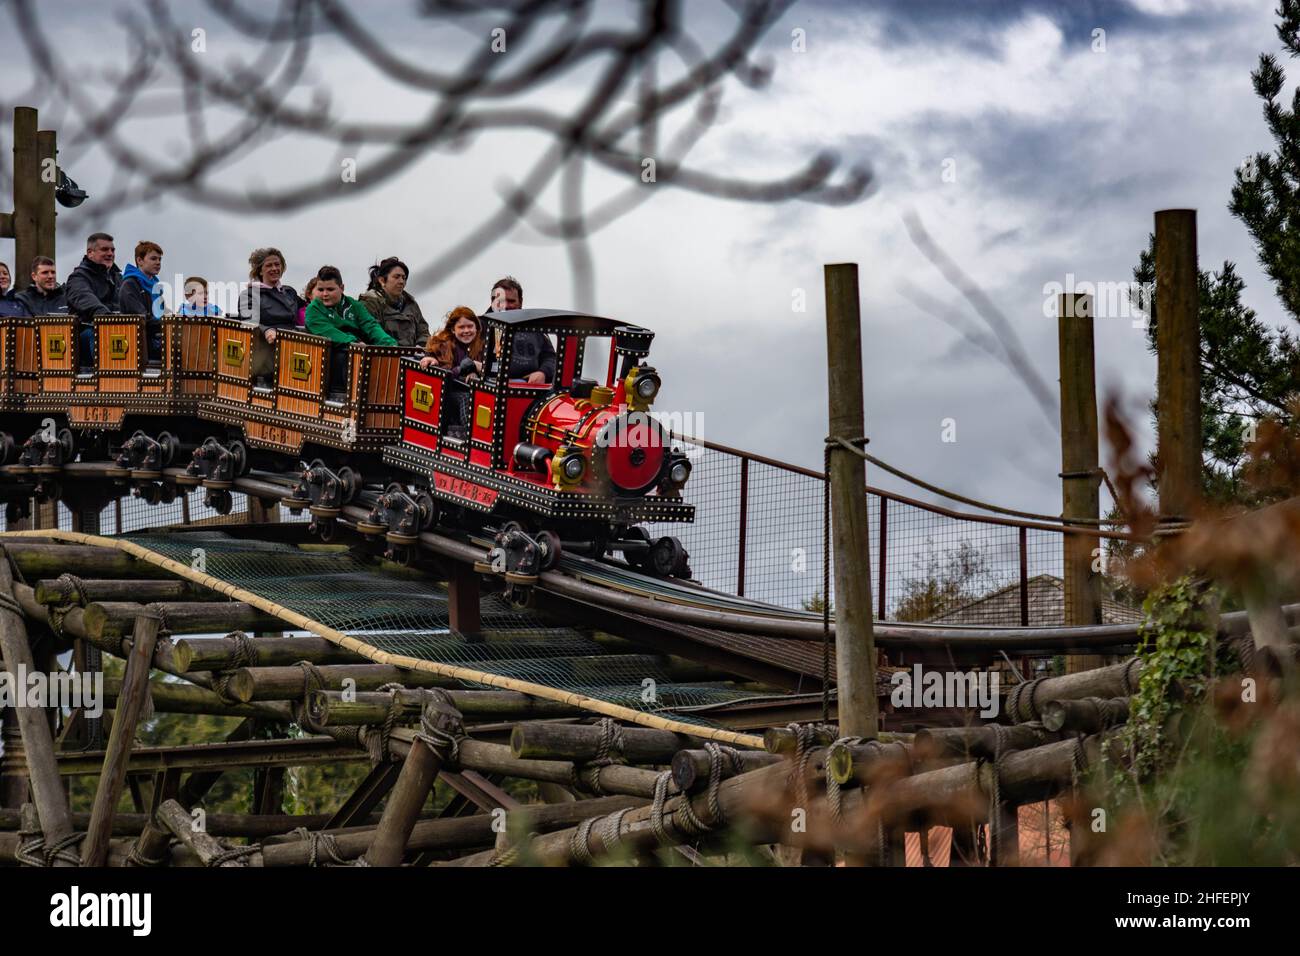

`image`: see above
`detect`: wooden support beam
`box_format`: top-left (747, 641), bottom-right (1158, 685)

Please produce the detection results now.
top-left (34, 578), bottom-right (203, 605)
top-left (448, 563), bottom-right (481, 636)
top-left (57, 736), bottom-right (364, 776)
top-left (12, 107), bottom-right (39, 294)
top-left (226, 663), bottom-right (456, 702)
top-left (824, 262), bottom-right (878, 738)
top-left (363, 692), bottom-right (462, 866)
top-left (172, 634), bottom-right (365, 671)
top-left (157, 799), bottom-right (249, 866)
top-left (82, 601), bottom-right (286, 644)
top-left (81, 612), bottom-right (161, 865)
top-left (34, 128), bottom-right (56, 264)
top-left (1058, 292), bottom-right (1106, 674)
top-left (509, 721), bottom-right (697, 764)
top-left (127, 719), bottom-right (255, 866)
top-left (310, 688), bottom-right (580, 725)
top-left (1154, 209), bottom-right (1202, 523)
top-left (0, 547), bottom-right (76, 865)
top-left (263, 793), bottom-right (644, 867)
top-left (1, 542), bottom-right (174, 580)
top-left (102, 673), bottom-right (270, 718)
top-left (671, 748), bottom-right (782, 791)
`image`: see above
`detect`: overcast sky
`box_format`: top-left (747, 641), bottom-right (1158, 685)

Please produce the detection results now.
top-left (0, 0), bottom-right (1285, 521)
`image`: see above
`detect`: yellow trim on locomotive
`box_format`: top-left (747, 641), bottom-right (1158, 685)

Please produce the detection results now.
top-left (622, 365), bottom-right (659, 412)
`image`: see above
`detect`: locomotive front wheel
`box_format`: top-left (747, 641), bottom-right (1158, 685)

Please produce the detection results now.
top-left (206, 489), bottom-right (234, 515)
top-left (648, 536), bottom-right (690, 579)
top-left (415, 490), bottom-right (438, 530)
top-left (535, 530), bottom-right (562, 572)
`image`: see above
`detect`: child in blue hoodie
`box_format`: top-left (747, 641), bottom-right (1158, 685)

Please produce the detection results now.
top-left (178, 276), bottom-right (223, 317)
top-left (118, 240), bottom-right (166, 360)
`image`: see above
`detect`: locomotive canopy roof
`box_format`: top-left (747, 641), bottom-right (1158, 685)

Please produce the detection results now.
top-left (480, 308), bottom-right (628, 332)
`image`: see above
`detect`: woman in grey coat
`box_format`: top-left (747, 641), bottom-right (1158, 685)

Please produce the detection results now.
top-left (359, 256), bottom-right (429, 347)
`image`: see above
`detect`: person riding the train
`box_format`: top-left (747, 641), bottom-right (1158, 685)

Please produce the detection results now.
top-left (486, 276), bottom-right (554, 384)
top-left (419, 306), bottom-right (484, 375)
top-left (360, 256), bottom-right (429, 347)
top-left (419, 305), bottom-right (483, 437)
top-left (304, 265), bottom-right (397, 401)
top-left (13, 257), bottom-right (69, 316)
top-left (178, 276), bottom-right (223, 316)
top-left (118, 240), bottom-right (168, 361)
top-left (65, 232), bottom-right (123, 370)
top-left (238, 247), bottom-right (304, 386)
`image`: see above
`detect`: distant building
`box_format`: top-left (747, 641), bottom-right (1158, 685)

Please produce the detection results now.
top-left (925, 573), bottom-right (1140, 627)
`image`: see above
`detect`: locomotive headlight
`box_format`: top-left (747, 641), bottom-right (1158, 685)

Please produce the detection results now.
top-left (624, 366), bottom-right (661, 411)
top-left (551, 446), bottom-right (587, 489)
top-left (669, 460), bottom-right (690, 485)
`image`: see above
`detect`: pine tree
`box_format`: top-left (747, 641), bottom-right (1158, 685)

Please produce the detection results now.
top-left (1129, 1), bottom-right (1300, 506)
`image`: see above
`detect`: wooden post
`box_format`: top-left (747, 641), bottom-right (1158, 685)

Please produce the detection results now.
top-left (363, 692), bottom-right (462, 866)
top-left (1059, 292), bottom-right (1105, 673)
top-left (448, 564), bottom-right (481, 637)
top-left (1154, 209), bottom-right (1201, 523)
top-left (11, 107), bottom-right (40, 294)
top-left (35, 128), bottom-right (56, 265)
top-left (0, 706), bottom-right (27, 808)
top-left (81, 613), bottom-right (161, 865)
top-left (0, 548), bottom-right (76, 864)
top-left (824, 263), bottom-right (878, 740)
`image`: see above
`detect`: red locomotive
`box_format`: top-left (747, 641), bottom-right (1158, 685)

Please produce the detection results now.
top-left (0, 307), bottom-right (694, 579)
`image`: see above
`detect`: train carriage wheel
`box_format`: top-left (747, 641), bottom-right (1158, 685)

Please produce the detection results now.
top-left (337, 466), bottom-right (362, 503)
top-left (156, 431), bottom-right (178, 468)
top-left (229, 440), bottom-right (249, 477)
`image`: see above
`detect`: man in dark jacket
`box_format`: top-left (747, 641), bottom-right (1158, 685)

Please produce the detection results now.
top-left (117, 240), bottom-right (166, 360)
top-left (488, 276), bottom-right (554, 384)
top-left (14, 257), bottom-right (69, 315)
top-left (65, 232), bottom-right (123, 368)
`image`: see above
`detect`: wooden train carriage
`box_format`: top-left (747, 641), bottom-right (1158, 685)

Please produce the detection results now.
top-left (22, 313), bottom-right (215, 430)
top-left (384, 309), bottom-right (694, 527)
top-left (0, 314), bottom-right (39, 411)
top-left (198, 324), bottom-right (407, 457)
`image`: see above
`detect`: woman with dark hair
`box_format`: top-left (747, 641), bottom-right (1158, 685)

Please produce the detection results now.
top-left (237, 247), bottom-right (304, 384)
top-left (359, 256), bottom-right (428, 347)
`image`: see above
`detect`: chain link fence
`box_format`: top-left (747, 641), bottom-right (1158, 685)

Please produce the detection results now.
top-left (648, 436), bottom-right (1139, 626)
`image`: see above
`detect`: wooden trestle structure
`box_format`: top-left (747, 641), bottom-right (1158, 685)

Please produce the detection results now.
top-left (0, 534), bottom-right (1289, 867)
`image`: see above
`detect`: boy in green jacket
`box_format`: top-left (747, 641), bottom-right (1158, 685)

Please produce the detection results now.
top-left (305, 265), bottom-right (397, 399)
